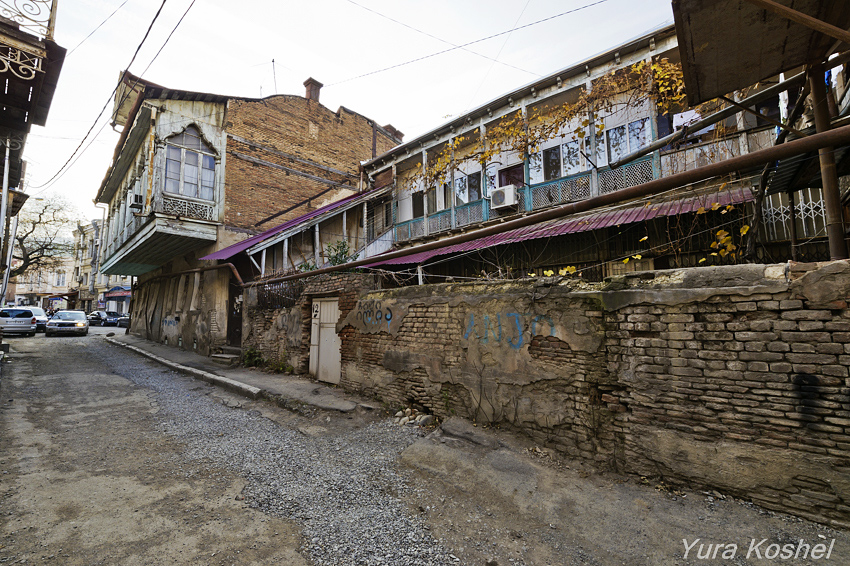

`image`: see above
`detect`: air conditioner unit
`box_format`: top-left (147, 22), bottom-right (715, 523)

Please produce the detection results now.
top-left (490, 184), bottom-right (518, 209)
top-left (130, 194), bottom-right (144, 211)
top-left (76, 276), bottom-right (84, 283)
top-left (94, 239), bottom-right (100, 246)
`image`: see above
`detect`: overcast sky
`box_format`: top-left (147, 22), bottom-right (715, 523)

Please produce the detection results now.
top-left (23, 0), bottom-right (674, 221)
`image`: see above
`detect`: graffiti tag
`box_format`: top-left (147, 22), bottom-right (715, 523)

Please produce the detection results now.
top-left (463, 312), bottom-right (556, 350)
top-left (356, 299), bottom-right (393, 333)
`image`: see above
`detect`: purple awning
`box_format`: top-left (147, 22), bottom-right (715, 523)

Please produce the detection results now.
top-left (368, 187), bottom-right (753, 267)
top-left (201, 186), bottom-right (389, 261)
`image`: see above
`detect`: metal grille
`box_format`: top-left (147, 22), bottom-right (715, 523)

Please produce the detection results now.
top-left (396, 218), bottom-right (426, 242)
top-left (599, 159), bottom-right (653, 195)
top-left (428, 209), bottom-right (452, 234)
top-left (257, 278), bottom-right (305, 309)
top-left (161, 196), bottom-right (215, 221)
top-left (762, 188), bottom-right (827, 242)
top-left (563, 174), bottom-right (591, 201)
top-left (456, 200), bottom-right (485, 227)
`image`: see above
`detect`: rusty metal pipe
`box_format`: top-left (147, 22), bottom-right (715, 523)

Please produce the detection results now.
top-left (251, 123), bottom-right (850, 285)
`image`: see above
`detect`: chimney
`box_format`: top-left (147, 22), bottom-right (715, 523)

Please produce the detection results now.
top-left (383, 124), bottom-right (404, 143)
top-left (304, 77), bottom-right (323, 102)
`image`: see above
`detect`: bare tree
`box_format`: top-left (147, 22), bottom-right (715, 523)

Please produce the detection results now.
top-left (8, 195), bottom-right (76, 279)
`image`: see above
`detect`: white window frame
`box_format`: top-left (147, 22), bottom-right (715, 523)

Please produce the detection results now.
top-left (164, 126), bottom-right (216, 201)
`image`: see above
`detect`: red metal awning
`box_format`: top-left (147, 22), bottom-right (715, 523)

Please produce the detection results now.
top-left (368, 187), bottom-right (754, 267)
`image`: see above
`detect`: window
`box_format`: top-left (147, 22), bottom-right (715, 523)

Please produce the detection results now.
top-left (164, 126), bottom-right (216, 200)
top-left (55, 272), bottom-right (65, 287)
top-left (562, 140), bottom-right (582, 176)
top-left (467, 172), bottom-right (481, 202)
top-left (412, 192), bottom-right (425, 218)
top-left (605, 118), bottom-right (649, 163)
top-left (498, 164), bottom-right (525, 188)
top-left (543, 146), bottom-right (561, 181)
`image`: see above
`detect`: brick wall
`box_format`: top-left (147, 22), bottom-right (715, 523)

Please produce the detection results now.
top-left (330, 262), bottom-right (850, 527)
top-left (224, 96), bottom-right (398, 230)
top-left (242, 272), bottom-right (378, 372)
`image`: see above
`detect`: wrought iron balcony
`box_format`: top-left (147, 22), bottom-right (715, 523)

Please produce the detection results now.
top-left (0, 1), bottom-right (57, 40)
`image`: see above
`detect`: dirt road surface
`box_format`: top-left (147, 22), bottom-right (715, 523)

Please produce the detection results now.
top-left (1, 330), bottom-right (847, 565)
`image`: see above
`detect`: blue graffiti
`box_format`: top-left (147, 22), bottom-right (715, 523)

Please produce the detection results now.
top-left (464, 311), bottom-right (557, 349)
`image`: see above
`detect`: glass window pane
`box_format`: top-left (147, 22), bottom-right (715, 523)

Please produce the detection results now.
top-left (412, 192), bottom-right (424, 218)
top-left (183, 126), bottom-right (202, 150)
top-left (183, 151), bottom-right (199, 198)
top-left (165, 146), bottom-right (181, 194)
top-left (562, 140), bottom-right (581, 175)
top-left (467, 172), bottom-right (481, 201)
top-left (628, 118), bottom-right (648, 151)
top-left (528, 151), bottom-right (543, 184)
top-left (454, 175), bottom-right (468, 206)
top-left (606, 125), bottom-right (627, 163)
top-left (543, 146), bottom-right (561, 181)
top-left (200, 155), bottom-right (215, 200)
top-left (426, 187), bottom-right (436, 214)
top-left (499, 164), bottom-right (524, 188)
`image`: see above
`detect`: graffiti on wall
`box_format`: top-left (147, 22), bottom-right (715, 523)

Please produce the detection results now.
top-left (355, 299), bottom-right (393, 333)
top-left (463, 312), bottom-right (556, 350)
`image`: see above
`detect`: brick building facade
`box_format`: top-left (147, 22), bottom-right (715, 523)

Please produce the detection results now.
top-left (95, 72), bottom-right (401, 355)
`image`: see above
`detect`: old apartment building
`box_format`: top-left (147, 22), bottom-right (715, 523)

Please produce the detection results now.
top-left (96, 73), bottom-right (401, 354)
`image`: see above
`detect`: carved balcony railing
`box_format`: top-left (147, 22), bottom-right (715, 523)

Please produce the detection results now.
top-left (0, 0), bottom-right (57, 40)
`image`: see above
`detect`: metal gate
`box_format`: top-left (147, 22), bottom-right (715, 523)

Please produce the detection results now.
top-left (309, 297), bottom-right (341, 384)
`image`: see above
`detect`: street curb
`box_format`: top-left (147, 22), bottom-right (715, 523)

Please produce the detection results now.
top-left (105, 337), bottom-right (262, 400)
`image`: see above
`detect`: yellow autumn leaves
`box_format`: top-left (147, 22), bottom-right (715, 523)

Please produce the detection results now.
top-left (527, 266), bottom-right (578, 278)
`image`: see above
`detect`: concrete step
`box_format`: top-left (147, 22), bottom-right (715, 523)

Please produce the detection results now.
top-left (218, 346), bottom-right (243, 357)
top-left (211, 353), bottom-right (240, 366)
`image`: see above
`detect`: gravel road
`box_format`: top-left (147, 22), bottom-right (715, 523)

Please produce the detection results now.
top-left (2, 331), bottom-right (848, 566)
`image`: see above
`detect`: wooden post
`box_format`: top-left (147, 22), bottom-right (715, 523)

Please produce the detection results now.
top-left (788, 190), bottom-right (799, 262)
top-left (809, 64), bottom-right (847, 260)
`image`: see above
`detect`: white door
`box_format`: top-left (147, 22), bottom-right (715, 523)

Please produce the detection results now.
top-left (309, 298), bottom-right (341, 384)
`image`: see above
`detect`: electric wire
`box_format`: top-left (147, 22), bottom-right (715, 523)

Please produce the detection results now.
top-left (30, 0), bottom-right (170, 191)
top-left (342, 0), bottom-right (540, 77)
top-left (328, 0), bottom-right (610, 86)
top-left (67, 0), bottom-right (132, 56)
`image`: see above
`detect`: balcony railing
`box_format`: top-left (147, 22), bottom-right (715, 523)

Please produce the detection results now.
top-left (0, 0), bottom-right (57, 40)
top-left (396, 159), bottom-right (652, 243)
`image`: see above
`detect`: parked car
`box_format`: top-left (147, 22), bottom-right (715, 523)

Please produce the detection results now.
top-left (88, 310), bottom-right (120, 326)
top-left (0, 308), bottom-right (37, 336)
top-left (117, 313), bottom-right (130, 328)
top-left (45, 310), bottom-right (89, 337)
top-left (29, 307), bottom-right (48, 332)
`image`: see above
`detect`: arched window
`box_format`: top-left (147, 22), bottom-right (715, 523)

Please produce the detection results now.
top-left (164, 126), bottom-right (215, 200)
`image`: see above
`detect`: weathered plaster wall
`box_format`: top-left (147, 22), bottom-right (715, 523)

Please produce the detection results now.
top-left (331, 262), bottom-right (850, 527)
top-left (129, 250), bottom-right (231, 356)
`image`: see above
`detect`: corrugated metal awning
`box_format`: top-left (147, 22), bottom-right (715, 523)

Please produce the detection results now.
top-left (368, 187), bottom-right (754, 267)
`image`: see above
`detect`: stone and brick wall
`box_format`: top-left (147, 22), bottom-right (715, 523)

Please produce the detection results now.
top-left (224, 96), bottom-right (399, 230)
top-left (328, 261), bottom-right (850, 527)
top-left (242, 272), bottom-right (378, 372)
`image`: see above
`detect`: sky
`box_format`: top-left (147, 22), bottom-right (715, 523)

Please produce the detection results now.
top-left (22, 0), bottom-right (675, 222)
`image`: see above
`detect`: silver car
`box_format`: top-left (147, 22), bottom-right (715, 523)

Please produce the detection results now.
top-left (45, 310), bottom-right (89, 337)
top-left (0, 308), bottom-right (37, 336)
top-left (29, 306), bottom-right (48, 332)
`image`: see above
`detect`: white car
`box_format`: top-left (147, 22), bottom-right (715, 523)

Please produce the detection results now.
top-left (0, 308), bottom-right (37, 336)
top-left (28, 306), bottom-right (49, 332)
top-left (45, 310), bottom-right (89, 337)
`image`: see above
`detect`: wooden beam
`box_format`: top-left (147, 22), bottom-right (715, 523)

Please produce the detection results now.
top-left (742, 0), bottom-right (850, 46)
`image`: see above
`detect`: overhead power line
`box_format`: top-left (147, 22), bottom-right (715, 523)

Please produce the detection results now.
top-left (328, 0), bottom-right (609, 87)
top-left (343, 0), bottom-right (540, 77)
top-left (67, 0), bottom-right (131, 56)
top-left (32, 0), bottom-right (170, 191)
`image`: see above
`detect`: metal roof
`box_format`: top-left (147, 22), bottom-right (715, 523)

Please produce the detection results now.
top-left (367, 187), bottom-right (753, 267)
top-left (200, 185), bottom-right (392, 261)
top-left (673, 0), bottom-right (850, 106)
